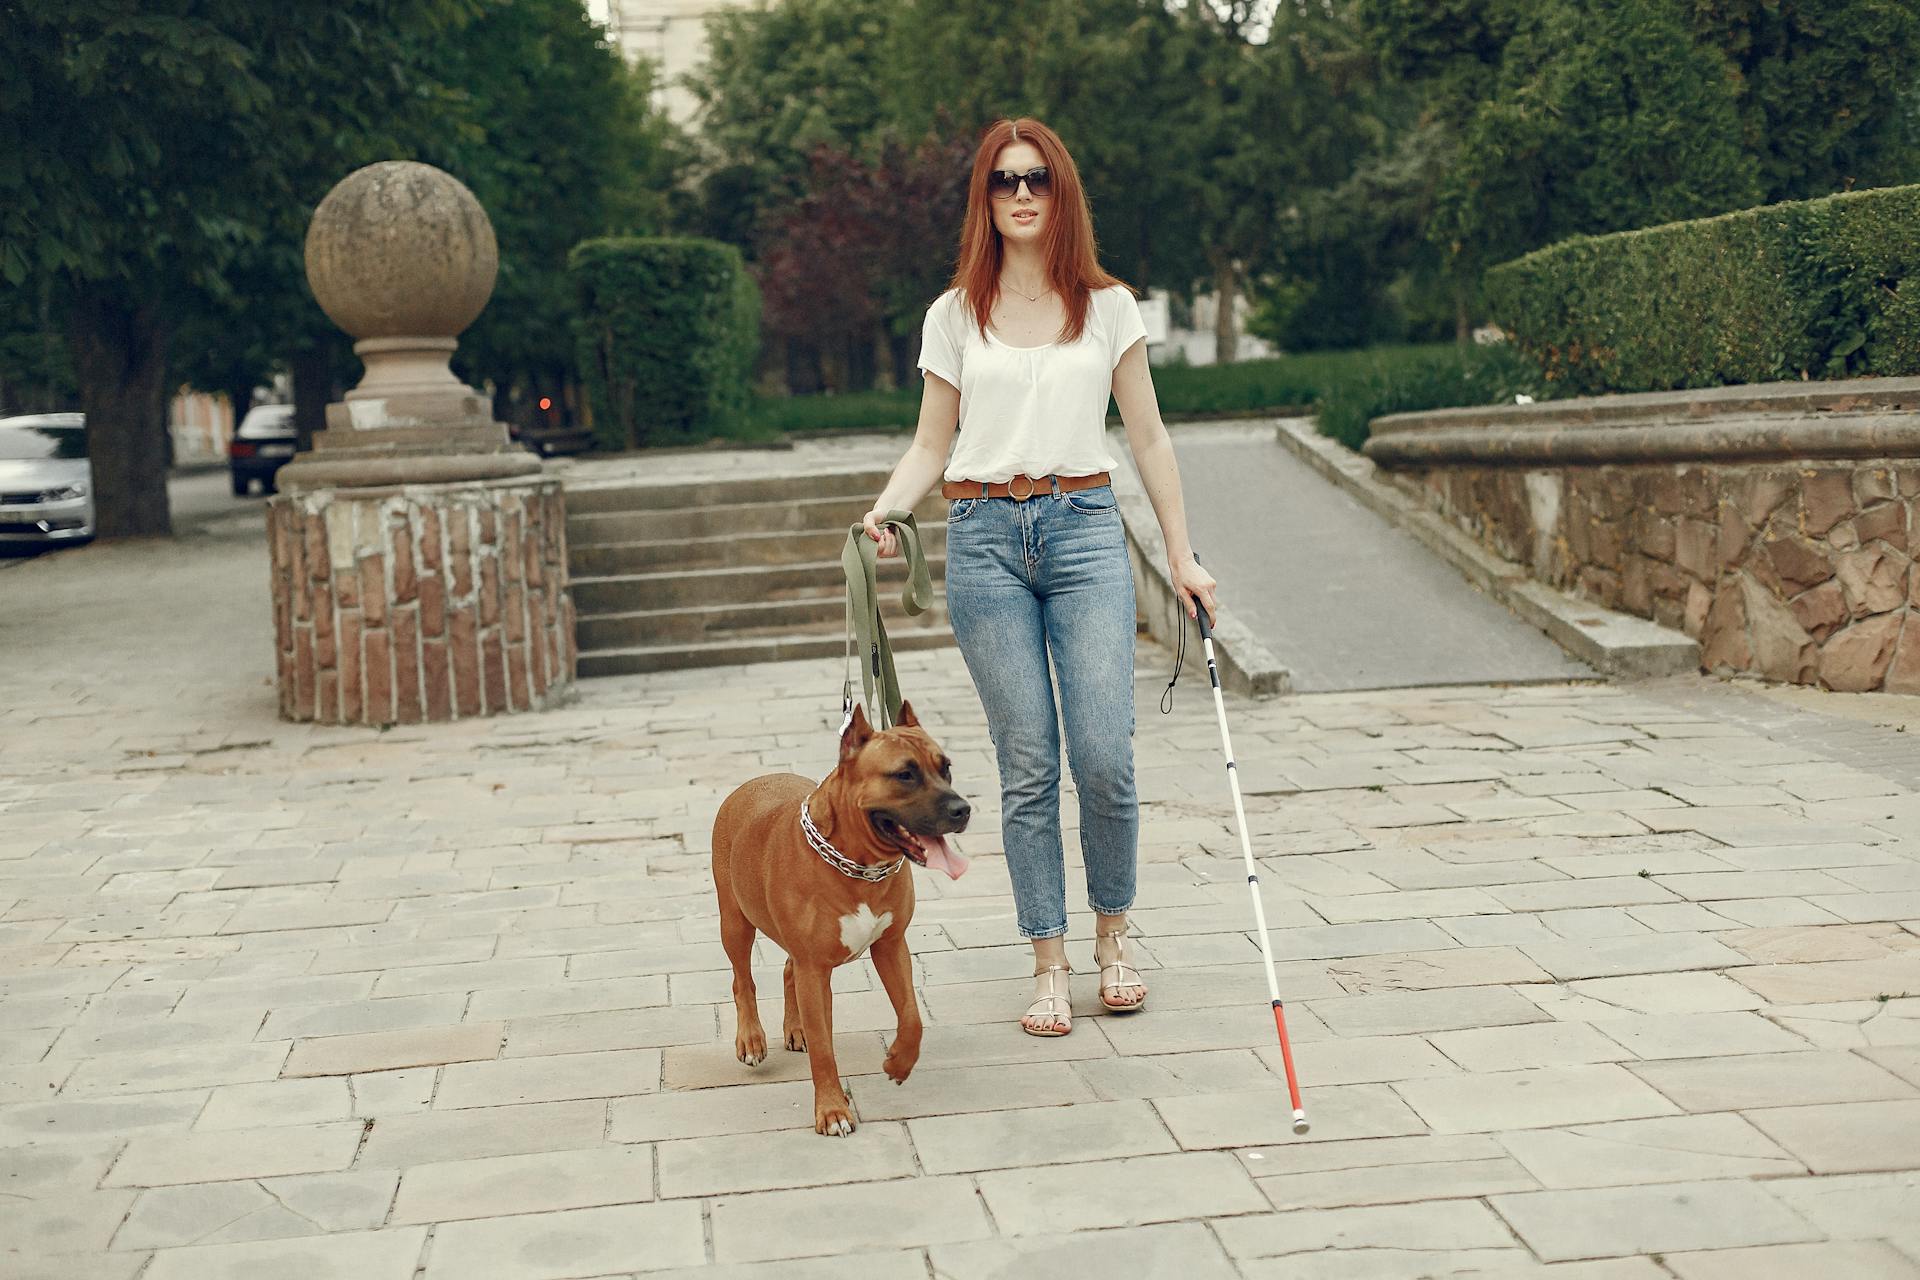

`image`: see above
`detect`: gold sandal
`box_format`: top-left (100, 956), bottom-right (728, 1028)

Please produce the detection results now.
top-left (1096, 926), bottom-right (1147, 1012)
top-left (1022, 964), bottom-right (1072, 1037)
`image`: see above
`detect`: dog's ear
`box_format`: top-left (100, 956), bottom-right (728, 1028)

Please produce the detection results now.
top-left (896, 700), bottom-right (920, 728)
top-left (839, 704), bottom-right (873, 762)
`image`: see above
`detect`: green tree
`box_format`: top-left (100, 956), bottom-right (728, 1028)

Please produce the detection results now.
top-left (1176, 0), bottom-right (1391, 359)
top-left (0, 0), bottom-right (476, 537)
top-left (1435, 0), bottom-right (1760, 274)
top-left (691, 0), bottom-right (1215, 298)
top-left (427, 0), bottom-right (689, 427)
top-left (158, 1), bottom-right (685, 457)
top-left (1356, 0), bottom-right (1760, 322)
top-left (686, 0), bottom-right (898, 247)
top-left (1695, 0), bottom-right (1920, 200)
top-left (0, 276), bottom-right (77, 414)
top-left (882, 0), bottom-right (1208, 292)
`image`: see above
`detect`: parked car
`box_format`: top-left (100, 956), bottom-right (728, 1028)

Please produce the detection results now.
top-left (229, 404), bottom-right (298, 495)
top-left (0, 413), bottom-right (94, 547)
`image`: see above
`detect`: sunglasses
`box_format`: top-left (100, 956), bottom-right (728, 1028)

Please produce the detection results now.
top-left (988, 167), bottom-right (1052, 200)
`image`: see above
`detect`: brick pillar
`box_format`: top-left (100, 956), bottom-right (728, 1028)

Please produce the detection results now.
top-left (267, 477), bottom-right (574, 725)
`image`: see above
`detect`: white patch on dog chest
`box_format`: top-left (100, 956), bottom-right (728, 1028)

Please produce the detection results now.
top-left (838, 905), bottom-right (894, 960)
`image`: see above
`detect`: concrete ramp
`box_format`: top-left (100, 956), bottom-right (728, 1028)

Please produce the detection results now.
top-left (1168, 423), bottom-right (1595, 692)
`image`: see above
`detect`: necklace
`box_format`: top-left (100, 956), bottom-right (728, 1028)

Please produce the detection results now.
top-left (1001, 277), bottom-right (1048, 303)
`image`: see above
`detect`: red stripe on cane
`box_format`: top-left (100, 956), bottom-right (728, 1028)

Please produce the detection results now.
top-left (1272, 1001), bottom-right (1306, 1118)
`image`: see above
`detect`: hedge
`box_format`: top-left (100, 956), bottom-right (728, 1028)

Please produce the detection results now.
top-left (1485, 184), bottom-right (1920, 396)
top-left (569, 237), bottom-right (761, 450)
top-left (734, 342), bottom-right (1542, 450)
top-left (1311, 342), bottom-right (1543, 451)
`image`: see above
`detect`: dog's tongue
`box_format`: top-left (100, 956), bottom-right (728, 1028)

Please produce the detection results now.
top-left (913, 833), bottom-right (969, 880)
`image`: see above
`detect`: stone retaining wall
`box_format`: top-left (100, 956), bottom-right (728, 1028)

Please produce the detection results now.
top-left (1363, 379), bottom-right (1920, 694)
top-left (268, 478), bottom-right (575, 724)
top-left (1410, 462), bottom-right (1920, 692)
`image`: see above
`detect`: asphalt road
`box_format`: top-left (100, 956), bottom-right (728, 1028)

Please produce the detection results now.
top-left (0, 467), bottom-right (267, 572)
top-left (1172, 423), bottom-right (1596, 692)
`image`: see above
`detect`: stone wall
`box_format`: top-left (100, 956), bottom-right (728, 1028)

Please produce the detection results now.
top-left (1404, 462), bottom-right (1920, 692)
top-left (268, 478), bottom-right (575, 725)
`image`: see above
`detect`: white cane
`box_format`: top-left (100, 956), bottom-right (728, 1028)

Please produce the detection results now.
top-left (1190, 557), bottom-right (1309, 1134)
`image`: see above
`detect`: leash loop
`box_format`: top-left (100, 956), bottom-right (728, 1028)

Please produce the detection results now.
top-left (841, 510), bottom-right (933, 731)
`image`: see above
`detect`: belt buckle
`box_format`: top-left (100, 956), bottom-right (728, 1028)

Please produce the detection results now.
top-left (1008, 474), bottom-right (1036, 502)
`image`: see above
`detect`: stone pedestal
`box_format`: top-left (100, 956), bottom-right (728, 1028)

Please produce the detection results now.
top-left (268, 160), bottom-right (575, 724)
top-left (269, 479), bottom-right (573, 725)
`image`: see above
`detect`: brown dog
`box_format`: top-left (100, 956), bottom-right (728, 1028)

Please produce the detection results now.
top-left (710, 701), bottom-right (970, 1136)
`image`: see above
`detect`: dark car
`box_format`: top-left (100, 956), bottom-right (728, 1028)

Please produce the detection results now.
top-left (229, 404), bottom-right (297, 495)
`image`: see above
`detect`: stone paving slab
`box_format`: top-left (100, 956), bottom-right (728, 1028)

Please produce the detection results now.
top-left (4, 521), bottom-right (1920, 1275)
top-left (1490, 1180), bottom-right (1822, 1262)
top-left (138, 1226), bottom-right (429, 1280)
top-left (424, 1201), bottom-right (706, 1277)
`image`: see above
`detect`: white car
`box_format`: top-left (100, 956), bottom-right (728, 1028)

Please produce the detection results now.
top-left (229, 403), bottom-right (298, 495)
top-left (0, 413), bottom-right (93, 547)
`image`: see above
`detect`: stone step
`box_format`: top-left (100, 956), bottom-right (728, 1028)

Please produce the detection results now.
top-left (571, 522), bottom-right (948, 576)
top-left (565, 467), bottom-right (897, 514)
top-left (571, 557), bottom-right (947, 614)
top-left (577, 595), bottom-right (949, 648)
top-left (568, 495), bottom-right (947, 544)
top-left (577, 627), bottom-right (957, 678)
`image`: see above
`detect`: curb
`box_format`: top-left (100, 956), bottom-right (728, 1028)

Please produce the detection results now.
top-left (1273, 419), bottom-right (1701, 679)
top-left (1106, 429), bottom-right (1291, 699)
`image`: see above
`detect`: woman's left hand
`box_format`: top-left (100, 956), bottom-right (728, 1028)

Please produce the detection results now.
top-left (1170, 553), bottom-right (1217, 626)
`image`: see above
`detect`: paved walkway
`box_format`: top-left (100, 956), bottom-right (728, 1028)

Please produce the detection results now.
top-left (1172, 423), bottom-right (1595, 692)
top-left (2, 476), bottom-right (1919, 1278)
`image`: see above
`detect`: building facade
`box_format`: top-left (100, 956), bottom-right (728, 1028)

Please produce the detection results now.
top-left (600, 0), bottom-right (756, 124)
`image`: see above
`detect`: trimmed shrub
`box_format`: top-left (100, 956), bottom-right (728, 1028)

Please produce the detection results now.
top-left (1312, 343), bottom-right (1544, 451)
top-left (1486, 184), bottom-right (1920, 395)
top-left (569, 237), bottom-right (761, 450)
top-left (737, 342), bottom-right (1542, 450)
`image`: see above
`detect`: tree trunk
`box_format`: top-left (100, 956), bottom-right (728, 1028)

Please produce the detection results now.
top-left (225, 382), bottom-right (254, 441)
top-left (819, 336), bottom-right (850, 396)
top-left (290, 345), bottom-right (330, 453)
top-left (844, 332), bottom-right (875, 393)
top-left (1454, 281), bottom-right (1472, 344)
top-left (890, 329), bottom-right (914, 389)
top-left (67, 285), bottom-right (173, 539)
top-left (1213, 258), bottom-right (1239, 366)
top-left (785, 336), bottom-right (823, 396)
top-left (871, 323), bottom-right (895, 393)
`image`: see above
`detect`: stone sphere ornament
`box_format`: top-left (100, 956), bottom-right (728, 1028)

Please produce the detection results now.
top-left (305, 161), bottom-right (499, 401)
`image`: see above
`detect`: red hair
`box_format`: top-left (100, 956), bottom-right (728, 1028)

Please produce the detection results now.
top-left (949, 118), bottom-right (1130, 343)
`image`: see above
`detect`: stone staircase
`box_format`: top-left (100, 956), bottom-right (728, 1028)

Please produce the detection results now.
top-left (565, 468), bottom-right (954, 677)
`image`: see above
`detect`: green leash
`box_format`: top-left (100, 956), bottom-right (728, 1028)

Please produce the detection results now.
top-left (840, 509), bottom-right (935, 731)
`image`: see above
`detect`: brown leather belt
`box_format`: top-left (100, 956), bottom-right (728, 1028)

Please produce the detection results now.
top-left (940, 471), bottom-right (1111, 501)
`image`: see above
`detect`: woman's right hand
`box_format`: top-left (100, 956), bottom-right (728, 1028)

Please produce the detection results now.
top-left (862, 508), bottom-right (900, 559)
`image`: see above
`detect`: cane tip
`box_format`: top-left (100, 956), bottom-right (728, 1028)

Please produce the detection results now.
top-left (1292, 1111), bottom-right (1310, 1135)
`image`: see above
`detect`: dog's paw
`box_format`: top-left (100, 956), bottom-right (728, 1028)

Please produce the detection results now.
top-left (784, 1028), bottom-right (808, 1053)
top-left (883, 1045), bottom-right (917, 1084)
top-left (814, 1103), bottom-right (856, 1137)
top-left (735, 1032), bottom-right (767, 1068)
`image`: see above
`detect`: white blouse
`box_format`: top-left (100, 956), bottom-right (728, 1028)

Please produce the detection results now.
top-left (917, 284), bottom-right (1149, 484)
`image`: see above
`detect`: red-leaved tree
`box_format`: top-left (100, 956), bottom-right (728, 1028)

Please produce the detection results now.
top-left (756, 128), bottom-right (972, 393)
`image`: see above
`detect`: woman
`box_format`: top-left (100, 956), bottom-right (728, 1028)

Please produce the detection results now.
top-left (862, 118), bottom-right (1217, 1036)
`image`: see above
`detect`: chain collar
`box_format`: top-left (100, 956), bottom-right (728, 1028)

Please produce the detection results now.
top-left (801, 792), bottom-right (906, 882)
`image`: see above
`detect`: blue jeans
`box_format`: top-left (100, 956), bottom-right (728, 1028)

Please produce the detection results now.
top-left (943, 483), bottom-right (1139, 939)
